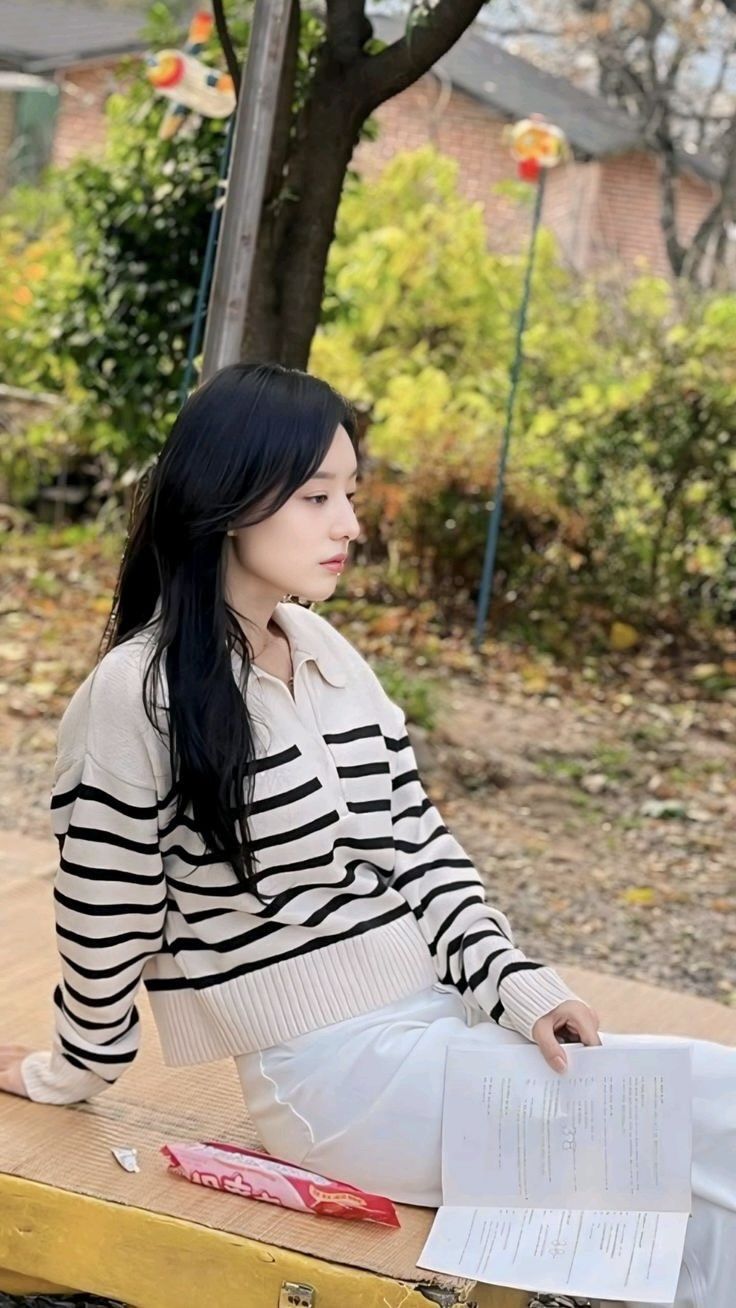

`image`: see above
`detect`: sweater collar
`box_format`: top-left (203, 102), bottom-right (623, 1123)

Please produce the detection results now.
top-left (148, 599), bottom-right (347, 689)
top-left (269, 600), bottom-right (347, 689)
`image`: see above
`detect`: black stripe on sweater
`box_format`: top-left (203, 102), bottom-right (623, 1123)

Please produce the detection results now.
top-left (53, 781), bottom-right (178, 813)
top-left (394, 823), bottom-right (448, 855)
top-left (384, 733), bottom-right (411, 753)
top-left (246, 744), bottom-right (302, 774)
top-left (250, 809), bottom-right (341, 852)
top-left (61, 1050), bottom-right (116, 1082)
top-left (250, 775), bottom-right (323, 814)
top-left (60, 948), bottom-right (153, 981)
top-left (427, 894), bottom-right (487, 956)
top-left (147, 902), bottom-right (412, 992)
top-left (393, 796), bottom-right (433, 823)
top-left (466, 947), bottom-right (514, 992)
top-left (66, 825), bottom-right (159, 856)
top-left (54, 986), bottom-right (137, 1032)
top-left (414, 878), bottom-right (481, 921)
top-left (347, 799), bottom-right (391, 814)
top-left (301, 877), bottom-right (386, 929)
top-left (392, 768), bottom-right (419, 792)
top-left (51, 783), bottom-right (159, 820)
top-left (337, 762), bottom-right (390, 779)
top-left (497, 959), bottom-right (545, 988)
top-left (391, 855), bottom-right (475, 895)
top-left (60, 856), bottom-right (164, 887)
top-left (60, 1008), bottom-right (139, 1047)
top-left (323, 725), bottom-right (382, 745)
top-left (57, 922), bottom-right (163, 949)
top-left (54, 887), bottom-right (166, 917)
top-left (60, 1035), bottom-right (137, 1066)
top-left (64, 972), bottom-right (141, 1008)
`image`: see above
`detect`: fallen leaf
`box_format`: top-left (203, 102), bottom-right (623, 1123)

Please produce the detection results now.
top-left (609, 622), bottom-right (639, 652)
top-left (622, 887), bottom-right (656, 906)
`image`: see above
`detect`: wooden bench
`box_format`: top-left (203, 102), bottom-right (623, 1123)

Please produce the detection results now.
top-left (2, 838), bottom-right (735, 1308)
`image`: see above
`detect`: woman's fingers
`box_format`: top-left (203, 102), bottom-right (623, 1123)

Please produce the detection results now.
top-left (532, 1001), bottom-right (602, 1072)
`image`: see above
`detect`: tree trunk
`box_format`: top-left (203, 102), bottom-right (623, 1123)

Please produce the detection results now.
top-left (238, 0), bottom-right (488, 366)
top-left (244, 65), bottom-right (364, 367)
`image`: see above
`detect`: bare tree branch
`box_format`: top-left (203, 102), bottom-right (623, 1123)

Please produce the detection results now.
top-left (358, 0), bottom-right (487, 114)
top-left (683, 113), bottom-right (736, 280)
top-left (693, 42), bottom-right (732, 148)
top-left (657, 141), bottom-right (686, 277)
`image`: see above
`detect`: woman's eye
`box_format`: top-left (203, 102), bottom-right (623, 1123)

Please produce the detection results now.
top-left (306, 493), bottom-right (357, 504)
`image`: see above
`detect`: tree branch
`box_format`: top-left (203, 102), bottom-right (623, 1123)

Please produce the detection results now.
top-left (682, 111), bottom-right (736, 281)
top-left (212, 0), bottom-right (242, 96)
top-left (657, 139), bottom-right (686, 277)
top-left (486, 24), bottom-right (568, 37)
top-left (358, 0), bottom-right (487, 114)
top-left (326, 0), bottom-right (372, 64)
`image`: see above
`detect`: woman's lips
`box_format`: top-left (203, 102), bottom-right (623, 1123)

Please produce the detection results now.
top-left (320, 559), bottom-right (346, 573)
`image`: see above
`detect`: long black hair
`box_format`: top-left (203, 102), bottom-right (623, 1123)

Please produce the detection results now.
top-left (101, 362), bottom-right (357, 897)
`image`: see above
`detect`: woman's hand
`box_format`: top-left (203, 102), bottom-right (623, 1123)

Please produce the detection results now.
top-left (531, 1000), bottom-right (601, 1072)
top-left (0, 1045), bottom-right (32, 1097)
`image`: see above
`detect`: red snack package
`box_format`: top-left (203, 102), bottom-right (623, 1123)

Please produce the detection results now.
top-left (161, 1140), bottom-right (401, 1228)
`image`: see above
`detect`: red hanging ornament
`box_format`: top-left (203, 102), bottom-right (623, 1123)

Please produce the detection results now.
top-left (505, 114), bottom-right (568, 184)
top-left (517, 157), bottom-right (542, 182)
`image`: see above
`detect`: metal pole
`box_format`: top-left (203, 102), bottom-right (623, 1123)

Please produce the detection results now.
top-left (473, 168), bottom-right (547, 651)
top-left (180, 116), bottom-right (235, 404)
top-left (200, 0), bottom-right (292, 381)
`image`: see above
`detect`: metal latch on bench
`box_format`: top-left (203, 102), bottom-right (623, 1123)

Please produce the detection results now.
top-left (277, 1279), bottom-right (515, 1307)
top-left (279, 1282), bottom-right (315, 1308)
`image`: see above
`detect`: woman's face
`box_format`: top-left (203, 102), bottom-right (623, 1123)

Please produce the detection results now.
top-left (226, 424), bottom-right (361, 603)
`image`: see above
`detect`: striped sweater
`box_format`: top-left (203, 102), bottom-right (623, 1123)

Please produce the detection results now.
top-left (22, 600), bottom-right (578, 1104)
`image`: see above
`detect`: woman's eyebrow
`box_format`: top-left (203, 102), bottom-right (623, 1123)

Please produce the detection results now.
top-left (309, 467), bottom-right (360, 480)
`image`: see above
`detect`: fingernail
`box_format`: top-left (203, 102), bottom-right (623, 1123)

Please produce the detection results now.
top-left (552, 1055), bottom-right (567, 1072)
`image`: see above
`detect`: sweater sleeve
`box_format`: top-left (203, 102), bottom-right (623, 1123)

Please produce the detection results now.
top-left (21, 659), bottom-right (167, 1105)
top-left (382, 697), bottom-right (580, 1042)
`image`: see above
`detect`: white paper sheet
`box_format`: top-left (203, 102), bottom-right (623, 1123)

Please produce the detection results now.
top-left (419, 1204), bottom-right (690, 1302)
top-left (417, 1044), bottom-right (692, 1302)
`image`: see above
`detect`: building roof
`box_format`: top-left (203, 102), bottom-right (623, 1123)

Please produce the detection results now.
top-left (0, 0), bottom-right (147, 73)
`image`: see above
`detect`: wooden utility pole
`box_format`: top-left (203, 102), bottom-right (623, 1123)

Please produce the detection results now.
top-left (200, 0), bottom-right (292, 380)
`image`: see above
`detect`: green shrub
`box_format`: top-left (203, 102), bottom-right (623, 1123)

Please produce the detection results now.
top-left (311, 148), bottom-right (736, 628)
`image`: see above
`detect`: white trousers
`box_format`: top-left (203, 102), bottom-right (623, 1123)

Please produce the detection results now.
top-left (235, 983), bottom-right (736, 1308)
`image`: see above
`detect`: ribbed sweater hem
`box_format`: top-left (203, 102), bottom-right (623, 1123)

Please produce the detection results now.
top-left (150, 914), bottom-right (439, 1065)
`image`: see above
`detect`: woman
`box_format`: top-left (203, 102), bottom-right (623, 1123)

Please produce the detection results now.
top-left (1, 363), bottom-right (733, 1308)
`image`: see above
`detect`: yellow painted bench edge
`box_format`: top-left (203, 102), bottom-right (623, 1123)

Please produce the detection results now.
top-left (0, 1174), bottom-right (527, 1308)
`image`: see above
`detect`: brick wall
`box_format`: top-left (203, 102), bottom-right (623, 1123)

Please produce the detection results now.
top-left (50, 59), bottom-right (126, 167)
top-left (354, 73), bottom-right (718, 281)
top-left (353, 79), bottom-right (529, 253)
top-left (594, 151), bottom-right (719, 278)
top-left (0, 87), bottom-right (15, 194)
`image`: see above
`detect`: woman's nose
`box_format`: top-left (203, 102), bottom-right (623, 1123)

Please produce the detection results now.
top-left (334, 502), bottom-right (360, 541)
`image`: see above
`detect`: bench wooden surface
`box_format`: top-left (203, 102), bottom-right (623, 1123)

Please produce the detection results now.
top-left (2, 837), bottom-right (734, 1308)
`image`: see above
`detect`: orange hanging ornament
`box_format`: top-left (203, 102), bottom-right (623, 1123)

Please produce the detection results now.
top-left (505, 114), bottom-right (567, 181)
